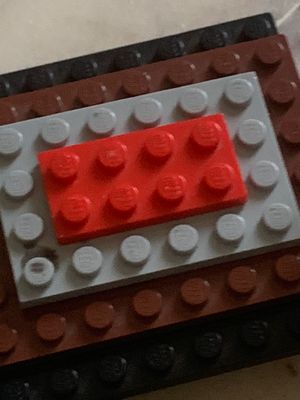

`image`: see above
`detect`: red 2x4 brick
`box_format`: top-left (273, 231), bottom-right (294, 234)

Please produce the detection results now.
top-left (38, 114), bottom-right (247, 244)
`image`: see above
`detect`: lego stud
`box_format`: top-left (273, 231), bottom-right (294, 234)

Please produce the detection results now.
top-left (97, 141), bottom-right (127, 171)
top-left (168, 224), bottom-right (199, 255)
top-left (49, 152), bottom-right (80, 182)
top-left (109, 185), bottom-right (138, 214)
top-left (0, 128), bottom-right (23, 157)
top-left (178, 88), bottom-right (208, 116)
top-left (275, 254), bottom-right (300, 283)
top-left (13, 213), bottom-right (44, 243)
top-left (262, 203), bottom-right (292, 232)
top-left (167, 61), bottom-right (196, 86)
top-left (84, 302), bottom-right (114, 330)
top-left (194, 332), bottom-right (223, 359)
top-left (41, 118), bottom-right (70, 147)
top-left (32, 94), bottom-right (63, 117)
top-left (0, 103), bottom-right (18, 125)
top-left (156, 174), bottom-right (186, 203)
top-left (180, 278), bottom-right (210, 306)
top-left (144, 130), bottom-right (174, 162)
top-left (0, 324), bottom-right (18, 354)
top-left (203, 163), bottom-right (233, 192)
top-left (240, 320), bottom-right (269, 347)
top-left (227, 266), bottom-right (257, 294)
top-left (145, 343), bottom-right (175, 372)
top-left (122, 71), bottom-right (151, 96)
top-left (211, 51), bottom-right (240, 76)
top-left (255, 39), bottom-right (284, 66)
top-left (50, 369), bottom-right (79, 396)
top-left (23, 257), bottom-right (55, 287)
top-left (60, 195), bottom-right (91, 225)
top-left (115, 49), bottom-right (142, 70)
top-left (87, 108), bottom-right (117, 136)
top-left (3, 170), bottom-right (33, 199)
top-left (36, 313), bottom-right (66, 342)
top-left (120, 235), bottom-right (151, 266)
top-left (250, 161), bottom-right (279, 190)
top-left (133, 98), bottom-right (163, 126)
top-left (70, 59), bottom-right (98, 80)
top-left (77, 81), bottom-right (106, 107)
top-left (237, 119), bottom-right (266, 147)
top-left (268, 80), bottom-right (297, 105)
top-left (98, 355), bottom-right (127, 384)
top-left (199, 28), bottom-right (229, 50)
top-left (191, 119), bottom-right (221, 151)
top-left (72, 246), bottom-right (103, 276)
top-left (216, 214), bottom-right (246, 243)
top-left (224, 78), bottom-right (254, 106)
top-left (280, 119), bottom-right (300, 145)
top-left (133, 289), bottom-right (162, 318)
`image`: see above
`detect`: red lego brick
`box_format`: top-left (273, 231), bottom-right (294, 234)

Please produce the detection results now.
top-left (38, 115), bottom-right (247, 244)
top-left (2, 35), bottom-right (300, 209)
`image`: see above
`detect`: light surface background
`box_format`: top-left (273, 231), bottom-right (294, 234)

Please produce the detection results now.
top-left (1, 1), bottom-right (300, 399)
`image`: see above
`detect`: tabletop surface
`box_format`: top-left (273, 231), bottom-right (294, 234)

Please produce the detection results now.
top-left (1, 0), bottom-right (300, 399)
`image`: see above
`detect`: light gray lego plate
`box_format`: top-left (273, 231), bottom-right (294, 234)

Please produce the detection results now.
top-left (0, 72), bottom-right (299, 306)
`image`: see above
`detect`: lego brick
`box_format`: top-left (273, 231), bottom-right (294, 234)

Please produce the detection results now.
top-left (38, 115), bottom-right (247, 244)
top-left (1, 73), bottom-right (300, 306)
top-left (3, 35), bottom-right (300, 215)
top-left (1, 297), bottom-right (300, 399)
top-left (0, 13), bottom-right (276, 97)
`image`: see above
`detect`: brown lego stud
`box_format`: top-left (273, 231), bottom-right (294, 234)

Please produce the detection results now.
top-left (133, 290), bottom-right (162, 318)
top-left (227, 266), bottom-right (257, 294)
top-left (32, 93), bottom-right (64, 117)
top-left (121, 71), bottom-right (151, 96)
top-left (268, 80), bottom-right (297, 105)
top-left (76, 81), bottom-right (106, 106)
top-left (0, 324), bottom-right (18, 354)
top-left (167, 61), bottom-right (196, 86)
top-left (180, 278), bottom-right (210, 306)
top-left (211, 52), bottom-right (240, 76)
top-left (36, 313), bottom-right (66, 341)
top-left (255, 39), bottom-right (284, 65)
top-left (274, 255), bottom-right (300, 283)
top-left (84, 302), bottom-right (115, 330)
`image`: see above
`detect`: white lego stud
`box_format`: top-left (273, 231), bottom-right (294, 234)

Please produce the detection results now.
top-left (168, 224), bottom-right (199, 254)
top-left (120, 235), bottom-right (151, 265)
top-left (178, 88), bottom-right (208, 116)
top-left (216, 214), bottom-right (246, 242)
top-left (133, 98), bottom-right (163, 126)
top-left (224, 78), bottom-right (254, 106)
top-left (250, 161), bottom-right (280, 189)
top-left (24, 257), bottom-right (55, 287)
top-left (72, 246), bottom-right (103, 277)
top-left (262, 203), bottom-right (292, 232)
top-left (3, 170), bottom-right (33, 199)
top-left (13, 213), bottom-right (44, 242)
top-left (41, 118), bottom-right (70, 147)
top-left (237, 119), bottom-right (266, 147)
top-left (87, 108), bottom-right (117, 136)
top-left (0, 128), bottom-right (23, 157)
